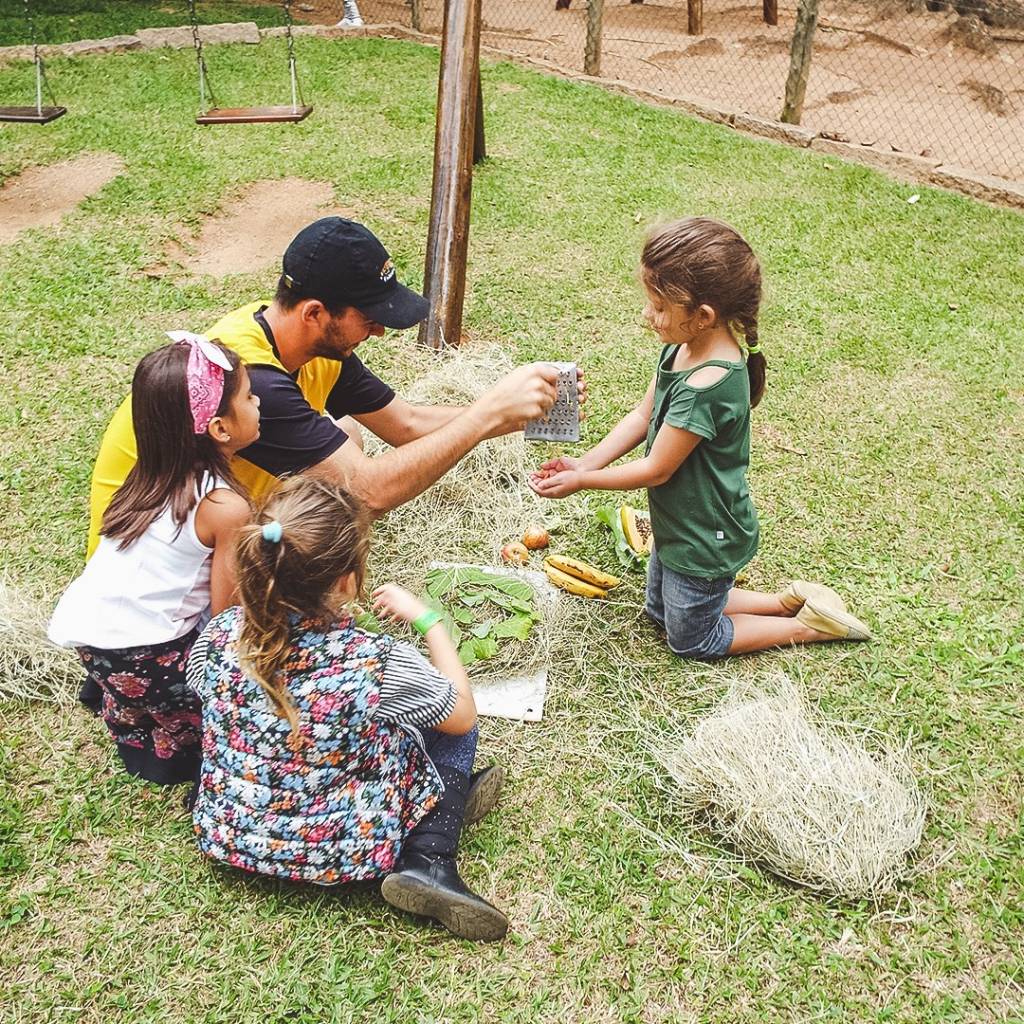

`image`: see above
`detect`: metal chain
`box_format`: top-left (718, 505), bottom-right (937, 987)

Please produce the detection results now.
top-left (186, 0), bottom-right (217, 112)
top-left (23, 0), bottom-right (58, 112)
top-left (282, 0), bottom-right (305, 110)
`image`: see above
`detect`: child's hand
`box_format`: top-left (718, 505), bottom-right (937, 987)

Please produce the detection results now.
top-left (536, 455), bottom-right (581, 475)
top-left (529, 468), bottom-right (583, 499)
top-left (371, 584), bottom-right (428, 626)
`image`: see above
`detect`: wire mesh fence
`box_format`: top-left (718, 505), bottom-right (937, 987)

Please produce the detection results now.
top-left (301, 0), bottom-right (1024, 182)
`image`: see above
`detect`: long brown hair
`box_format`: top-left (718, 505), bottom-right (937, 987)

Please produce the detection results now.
top-left (233, 476), bottom-right (370, 746)
top-left (101, 340), bottom-right (244, 548)
top-left (641, 217), bottom-right (766, 408)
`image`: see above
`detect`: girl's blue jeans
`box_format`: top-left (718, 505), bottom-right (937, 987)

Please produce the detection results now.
top-left (645, 548), bottom-right (735, 660)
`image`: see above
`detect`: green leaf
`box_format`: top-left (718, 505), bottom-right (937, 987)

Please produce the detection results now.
top-left (458, 639), bottom-right (478, 666)
top-left (459, 593), bottom-right (486, 607)
top-left (492, 615), bottom-right (535, 640)
top-left (595, 505), bottom-right (645, 570)
top-left (470, 620), bottom-right (495, 639)
top-left (471, 636), bottom-right (499, 660)
top-left (353, 607), bottom-right (382, 631)
top-left (452, 606), bottom-right (475, 624)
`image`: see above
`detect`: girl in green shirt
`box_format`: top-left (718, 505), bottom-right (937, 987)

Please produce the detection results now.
top-left (530, 217), bottom-right (872, 660)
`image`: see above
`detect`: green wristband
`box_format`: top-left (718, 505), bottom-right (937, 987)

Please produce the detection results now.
top-left (412, 609), bottom-right (443, 636)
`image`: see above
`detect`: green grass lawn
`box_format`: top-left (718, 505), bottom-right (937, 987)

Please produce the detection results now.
top-left (2, 34), bottom-right (1023, 1024)
top-left (0, 0), bottom-right (283, 47)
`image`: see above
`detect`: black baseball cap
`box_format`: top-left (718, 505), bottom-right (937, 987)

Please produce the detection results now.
top-left (281, 217), bottom-right (429, 330)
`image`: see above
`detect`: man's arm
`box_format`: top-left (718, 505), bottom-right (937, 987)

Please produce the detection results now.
top-left (307, 362), bottom-right (561, 515)
top-left (355, 368), bottom-right (589, 447)
top-left (354, 398), bottom-right (464, 448)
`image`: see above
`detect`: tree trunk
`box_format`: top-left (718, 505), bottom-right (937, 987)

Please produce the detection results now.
top-left (418, 0), bottom-right (483, 349)
top-left (781, 0), bottom-right (819, 124)
top-left (687, 0), bottom-right (703, 36)
top-left (585, 0), bottom-right (604, 75)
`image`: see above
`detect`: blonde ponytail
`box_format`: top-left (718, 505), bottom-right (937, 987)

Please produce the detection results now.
top-left (232, 477), bottom-right (371, 749)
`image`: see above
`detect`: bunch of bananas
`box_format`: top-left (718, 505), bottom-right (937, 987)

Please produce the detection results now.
top-left (543, 555), bottom-right (620, 599)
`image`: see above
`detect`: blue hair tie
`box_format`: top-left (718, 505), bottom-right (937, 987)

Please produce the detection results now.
top-left (261, 520), bottom-right (283, 544)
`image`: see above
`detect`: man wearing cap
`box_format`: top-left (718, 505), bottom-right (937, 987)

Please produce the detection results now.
top-left (87, 218), bottom-right (569, 554)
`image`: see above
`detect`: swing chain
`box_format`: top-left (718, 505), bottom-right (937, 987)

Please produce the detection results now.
top-left (23, 0), bottom-right (58, 113)
top-left (282, 0), bottom-right (305, 111)
top-left (186, 0), bottom-right (217, 113)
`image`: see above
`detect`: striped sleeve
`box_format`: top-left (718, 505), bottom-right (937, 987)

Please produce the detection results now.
top-left (376, 640), bottom-right (457, 729)
top-left (186, 625), bottom-right (212, 699)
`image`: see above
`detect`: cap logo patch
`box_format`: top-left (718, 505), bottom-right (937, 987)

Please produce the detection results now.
top-left (379, 258), bottom-right (395, 283)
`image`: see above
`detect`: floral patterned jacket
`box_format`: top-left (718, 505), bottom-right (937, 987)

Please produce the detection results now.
top-left (189, 607), bottom-right (442, 885)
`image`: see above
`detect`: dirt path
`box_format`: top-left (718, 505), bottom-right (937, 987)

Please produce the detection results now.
top-left (164, 177), bottom-right (343, 279)
top-left (0, 153), bottom-right (124, 246)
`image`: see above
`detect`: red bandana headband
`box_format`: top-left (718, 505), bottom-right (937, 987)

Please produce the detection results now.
top-left (166, 331), bottom-right (233, 435)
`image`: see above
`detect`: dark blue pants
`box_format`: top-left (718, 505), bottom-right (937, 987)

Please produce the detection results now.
top-left (422, 725), bottom-right (478, 776)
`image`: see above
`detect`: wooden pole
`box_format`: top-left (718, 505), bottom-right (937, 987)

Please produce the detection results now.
top-left (687, 0), bottom-right (703, 36)
top-left (780, 0), bottom-right (819, 124)
top-left (473, 69), bottom-right (486, 165)
top-left (410, 0), bottom-right (422, 33)
top-left (418, 0), bottom-right (483, 349)
top-left (763, 0), bottom-right (778, 26)
top-left (584, 0), bottom-right (604, 76)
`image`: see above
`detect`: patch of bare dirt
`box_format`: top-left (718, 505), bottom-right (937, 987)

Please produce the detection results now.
top-left (962, 76), bottom-right (1015, 114)
top-left (162, 177), bottom-right (344, 279)
top-left (0, 152), bottom-right (124, 246)
top-left (685, 37), bottom-right (725, 55)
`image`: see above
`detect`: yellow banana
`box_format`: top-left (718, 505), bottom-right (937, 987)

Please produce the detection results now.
top-left (543, 563), bottom-right (609, 598)
top-left (543, 556), bottom-right (619, 592)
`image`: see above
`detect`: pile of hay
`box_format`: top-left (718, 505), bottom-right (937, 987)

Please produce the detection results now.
top-left (0, 579), bottom-right (80, 704)
top-left (367, 344), bottom-right (591, 679)
top-left (658, 676), bottom-right (926, 899)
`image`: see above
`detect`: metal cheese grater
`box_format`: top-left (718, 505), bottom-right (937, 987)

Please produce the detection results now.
top-left (524, 362), bottom-right (580, 443)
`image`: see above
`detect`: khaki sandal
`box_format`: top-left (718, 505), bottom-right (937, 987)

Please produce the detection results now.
top-left (779, 580), bottom-right (847, 615)
top-left (796, 597), bottom-right (872, 641)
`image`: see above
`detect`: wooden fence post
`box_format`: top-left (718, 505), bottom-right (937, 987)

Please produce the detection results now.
top-left (473, 70), bottom-right (486, 165)
top-left (763, 0), bottom-right (778, 26)
top-left (780, 0), bottom-right (819, 124)
top-left (410, 0), bottom-right (422, 33)
top-left (585, 0), bottom-right (604, 76)
top-left (687, 0), bottom-right (703, 36)
top-left (418, 0), bottom-right (483, 349)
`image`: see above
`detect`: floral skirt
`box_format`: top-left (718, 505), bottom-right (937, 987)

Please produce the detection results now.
top-left (77, 628), bottom-right (201, 786)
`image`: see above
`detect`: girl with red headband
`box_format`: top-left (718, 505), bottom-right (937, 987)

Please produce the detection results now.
top-left (49, 334), bottom-right (260, 786)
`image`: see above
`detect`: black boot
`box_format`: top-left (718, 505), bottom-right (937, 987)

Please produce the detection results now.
top-left (382, 767), bottom-right (508, 942)
top-left (465, 764), bottom-right (504, 827)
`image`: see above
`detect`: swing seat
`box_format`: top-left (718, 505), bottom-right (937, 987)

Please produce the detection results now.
top-left (196, 104), bottom-right (312, 125)
top-left (0, 104), bottom-right (66, 124)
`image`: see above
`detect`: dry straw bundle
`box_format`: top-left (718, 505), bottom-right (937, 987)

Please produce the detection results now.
top-left (367, 344), bottom-right (592, 678)
top-left (0, 578), bottom-right (80, 704)
top-left (659, 676), bottom-right (926, 899)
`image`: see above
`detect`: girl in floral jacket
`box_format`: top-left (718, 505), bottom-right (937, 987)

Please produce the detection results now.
top-left (188, 476), bottom-right (508, 942)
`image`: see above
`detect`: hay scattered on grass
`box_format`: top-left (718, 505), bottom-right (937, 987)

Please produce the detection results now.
top-left (657, 675), bottom-right (926, 899)
top-left (0, 579), bottom-right (80, 704)
top-left (367, 344), bottom-right (595, 679)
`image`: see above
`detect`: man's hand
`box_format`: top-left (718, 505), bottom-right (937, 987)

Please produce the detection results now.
top-left (476, 362), bottom-right (559, 435)
top-left (575, 367), bottom-right (589, 421)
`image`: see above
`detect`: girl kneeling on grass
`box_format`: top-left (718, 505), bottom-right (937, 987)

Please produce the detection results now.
top-left (530, 217), bottom-right (872, 659)
top-left (187, 476), bottom-right (508, 942)
top-left (48, 334), bottom-right (259, 783)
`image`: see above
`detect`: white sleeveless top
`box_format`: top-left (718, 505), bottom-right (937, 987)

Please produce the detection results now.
top-left (49, 476), bottom-right (228, 650)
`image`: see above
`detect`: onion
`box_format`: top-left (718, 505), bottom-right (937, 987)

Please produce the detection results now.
top-left (500, 542), bottom-right (530, 566)
top-left (521, 525), bottom-right (550, 550)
